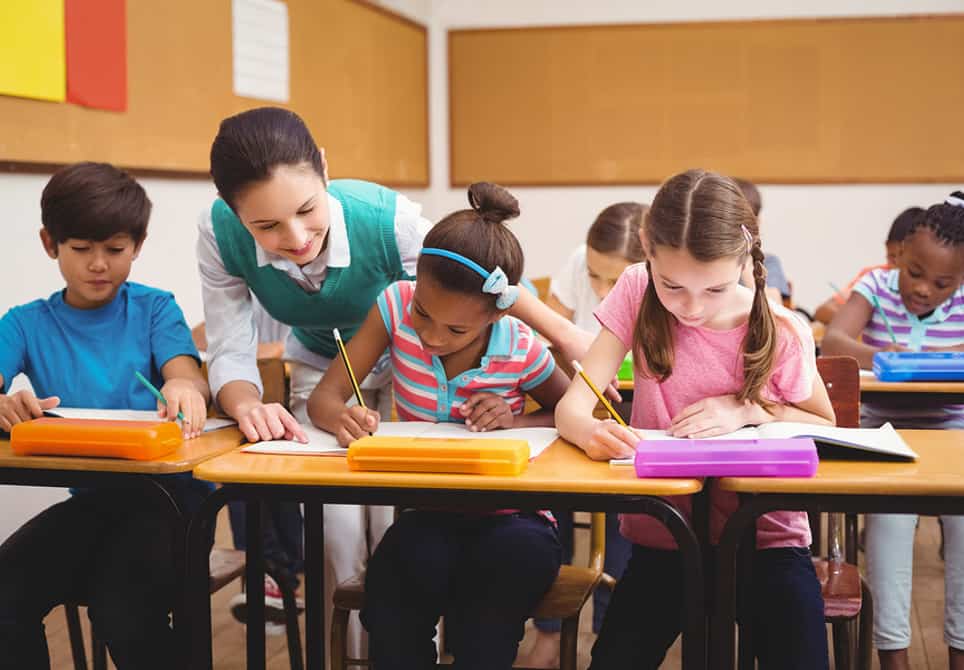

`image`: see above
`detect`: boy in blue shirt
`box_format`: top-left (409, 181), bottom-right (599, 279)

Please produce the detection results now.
top-left (0, 162), bottom-right (210, 669)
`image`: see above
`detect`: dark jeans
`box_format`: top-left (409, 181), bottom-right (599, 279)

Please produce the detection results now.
top-left (0, 484), bottom-right (210, 670)
top-left (589, 544), bottom-right (829, 670)
top-left (534, 511), bottom-right (631, 633)
top-left (228, 500), bottom-right (304, 585)
top-left (362, 510), bottom-right (562, 670)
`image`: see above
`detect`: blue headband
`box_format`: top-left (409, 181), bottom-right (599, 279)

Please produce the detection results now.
top-left (421, 248), bottom-right (520, 309)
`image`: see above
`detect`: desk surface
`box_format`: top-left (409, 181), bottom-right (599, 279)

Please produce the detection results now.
top-left (859, 376), bottom-right (964, 394)
top-left (719, 429), bottom-right (964, 496)
top-left (193, 438), bottom-right (702, 497)
top-left (0, 427), bottom-right (244, 474)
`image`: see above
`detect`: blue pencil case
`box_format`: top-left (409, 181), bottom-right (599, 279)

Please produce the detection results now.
top-left (872, 351), bottom-right (964, 382)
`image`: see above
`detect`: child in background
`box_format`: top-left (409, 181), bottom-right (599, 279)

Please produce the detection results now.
top-left (556, 169), bottom-right (835, 669)
top-left (524, 202), bottom-right (647, 667)
top-left (546, 202), bottom-right (648, 331)
top-left (822, 194), bottom-right (964, 670)
top-left (309, 183), bottom-right (569, 669)
top-left (0, 163), bottom-right (210, 669)
top-left (813, 207), bottom-right (923, 324)
top-left (735, 178), bottom-right (791, 304)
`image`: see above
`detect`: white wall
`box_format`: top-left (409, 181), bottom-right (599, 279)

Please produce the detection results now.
top-left (427, 0), bottom-right (964, 311)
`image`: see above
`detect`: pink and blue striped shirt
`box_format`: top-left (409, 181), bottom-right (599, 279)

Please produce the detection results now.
top-left (377, 281), bottom-right (555, 422)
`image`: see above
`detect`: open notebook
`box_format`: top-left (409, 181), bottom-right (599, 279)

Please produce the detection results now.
top-left (242, 421), bottom-right (559, 460)
top-left (44, 408), bottom-right (237, 433)
top-left (610, 421), bottom-right (918, 465)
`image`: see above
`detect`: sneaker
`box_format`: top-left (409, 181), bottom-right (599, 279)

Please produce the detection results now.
top-left (229, 574), bottom-right (305, 627)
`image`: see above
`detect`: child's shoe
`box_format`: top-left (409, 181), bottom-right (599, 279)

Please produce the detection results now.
top-left (229, 574), bottom-right (305, 627)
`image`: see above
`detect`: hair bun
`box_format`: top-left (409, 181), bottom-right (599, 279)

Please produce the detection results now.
top-left (467, 182), bottom-right (520, 225)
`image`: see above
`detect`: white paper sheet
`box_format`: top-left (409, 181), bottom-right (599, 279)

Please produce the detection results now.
top-left (242, 421), bottom-right (559, 459)
top-left (232, 0), bottom-right (289, 102)
top-left (46, 408), bottom-right (237, 433)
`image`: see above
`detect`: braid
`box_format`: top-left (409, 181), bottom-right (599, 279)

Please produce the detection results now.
top-left (910, 194), bottom-right (964, 247)
top-left (741, 237), bottom-right (777, 407)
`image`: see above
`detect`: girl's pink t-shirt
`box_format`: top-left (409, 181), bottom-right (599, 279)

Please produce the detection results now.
top-left (595, 263), bottom-right (816, 550)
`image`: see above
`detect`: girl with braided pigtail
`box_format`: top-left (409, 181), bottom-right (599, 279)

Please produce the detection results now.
top-left (823, 192), bottom-right (964, 670)
top-left (555, 169), bottom-right (835, 669)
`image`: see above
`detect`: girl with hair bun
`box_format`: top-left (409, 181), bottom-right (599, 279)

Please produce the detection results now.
top-left (310, 182), bottom-right (569, 668)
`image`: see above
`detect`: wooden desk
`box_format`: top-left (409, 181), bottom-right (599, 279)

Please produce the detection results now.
top-left (711, 429), bottom-right (964, 670)
top-left (186, 439), bottom-right (707, 670)
top-left (860, 374), bottom-right (964, 401)
top-left (0, 427), bottom-right (244, 476)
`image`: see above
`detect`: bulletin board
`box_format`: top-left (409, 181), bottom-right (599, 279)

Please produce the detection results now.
top-left (449, 15), bottom-right (964, 185)
top-left (0, 0), bottom-right (429, 186)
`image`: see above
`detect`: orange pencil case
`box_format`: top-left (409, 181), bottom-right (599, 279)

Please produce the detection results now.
top-left (10, 418), bottom-right (183, 460)
top-left (347, 436), bottom-right (530, 476)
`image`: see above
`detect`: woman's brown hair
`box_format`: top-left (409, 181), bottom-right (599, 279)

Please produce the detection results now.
top-left (417, 182), bottom-right (525, 310)
top-left (586, 202), bottom-right (648, 263)
top-left (633, 169), bottom-right (777, 406)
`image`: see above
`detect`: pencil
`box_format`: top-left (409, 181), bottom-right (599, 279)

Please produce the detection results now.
top-left (133, 371), bottom-right (185, 422)
top-left (333, 328), bottom-right (366, 409)
top-left (828, 281), bottom-right (846, 305)
top-left (572, 360), bottom-right (627, 428)
top-left (869, 294), bottom-right (898, 344)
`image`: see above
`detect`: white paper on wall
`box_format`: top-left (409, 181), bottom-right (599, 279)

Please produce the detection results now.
top-left (232, 0), bottom-right (289, 103)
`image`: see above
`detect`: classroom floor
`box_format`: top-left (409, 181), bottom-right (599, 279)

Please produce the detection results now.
top-left (43, 513), bottom-right (948, 669)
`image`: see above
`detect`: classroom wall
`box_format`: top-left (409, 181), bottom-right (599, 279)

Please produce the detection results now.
top-left (426, 0), bottom-right (964, 312)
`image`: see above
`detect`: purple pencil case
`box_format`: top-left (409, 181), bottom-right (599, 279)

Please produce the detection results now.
top-left (633, 438), bottom-right (818, 478)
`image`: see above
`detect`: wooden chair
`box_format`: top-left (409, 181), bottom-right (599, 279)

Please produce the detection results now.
top-left (529, 276), bottom-right (551, 302)
top-left (330, 512), bottom-right (606, 670)
top-left (814, 356), bottom-right (873, 670)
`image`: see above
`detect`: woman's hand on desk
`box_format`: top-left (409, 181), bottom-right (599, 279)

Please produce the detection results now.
top-left (235, 400), bottom-right (308, 444)
top-left (0, 390), bottom-right (60, 432)
top-left (159, 378), bottom-right (208, 438)
top-left (333, 405), bottom-right (380, 447)
top-left (584, 420), bottom-right (640, 461)
top-left (461, 392), bottom-right (514, 432)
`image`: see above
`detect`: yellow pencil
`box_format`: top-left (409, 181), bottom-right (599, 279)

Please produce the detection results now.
top-left (572, 360), bottom-right (627, 427)
top-left (333, 328), bottom-right (366, 409)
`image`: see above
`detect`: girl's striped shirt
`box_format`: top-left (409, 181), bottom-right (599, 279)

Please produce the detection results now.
top-left (376, 281), bottom-right (555, 422)
top-left (854, 267), bottom-right (964, 428)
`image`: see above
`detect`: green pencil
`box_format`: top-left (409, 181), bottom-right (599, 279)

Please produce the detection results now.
top-left (134, 370), bottom-right (185, 421)
top-left (869, 294), bottom-right (898, 345)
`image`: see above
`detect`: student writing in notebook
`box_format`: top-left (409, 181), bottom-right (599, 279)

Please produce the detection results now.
top-left (813, 206), bottom-right (922, 325)
top-left (309, 183), bottom-right (569, 669)
top-left (526, 201), bottom-right (648, 666)
top-left (200, 107), bottom-right (603, 656)
top-left (555, 169), bottom-right (835, 669)
top-left (0, 163), bottom-right (210, 669)
top-left (822, 194), bottom-right (964, 670)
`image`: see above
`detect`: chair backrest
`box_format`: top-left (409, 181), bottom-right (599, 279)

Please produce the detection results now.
top-left (529, 276), bottom-right (551, 302)
top-left (258, 358), bottom-right (290, 408)
top-left (815, 356), bottom-right (859, 428)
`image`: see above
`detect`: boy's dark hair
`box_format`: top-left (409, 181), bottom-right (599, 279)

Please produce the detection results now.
top-left (418, 182), bottom-right (524, 309)
top-left (41, 162), bottom-right (151, 244)
top-left (210, 107), bottom-right (324, 209)
top-left (887, 207), bottom-right (923, 243)
top-left (907, 192), bottom-right (964, 246)
top-left (734, 178), bottom-right (762, 217)
top-left (586, 202), bottom-right (648, 263)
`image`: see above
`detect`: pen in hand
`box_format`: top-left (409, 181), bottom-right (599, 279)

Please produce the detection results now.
top-left (134, 370), bottom-right (185, 422)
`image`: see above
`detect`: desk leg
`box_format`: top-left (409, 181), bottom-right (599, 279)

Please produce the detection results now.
top-left (304, 502), bottom-right (325, 670)
top-left (246, 498), bottom-right (266, 670)
top-left (712, 497), bottom-right (762, 670)
top-left (184, 485), bottom-right (232, 670)
top-left (642, 496), bottom-right (706, 670)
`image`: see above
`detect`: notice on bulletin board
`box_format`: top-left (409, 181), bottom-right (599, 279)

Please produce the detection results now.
top-left (232, 0), bottom-right (290, 103)
top-left (65, 0), bottom-right (127, 111)
top-left (0, 0), bottom-right (66, 102)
